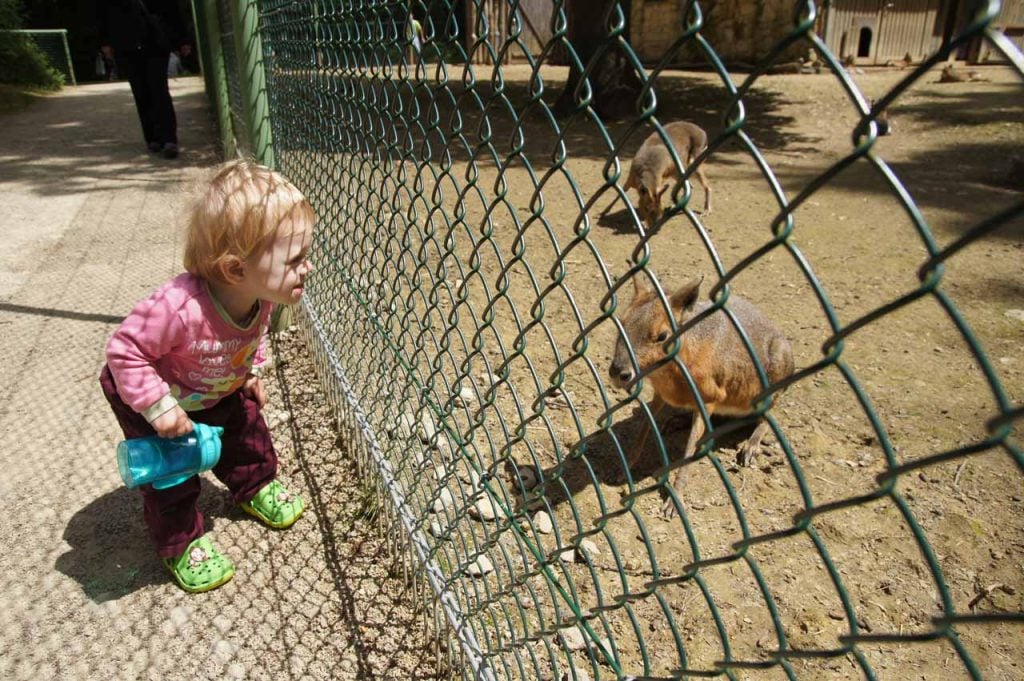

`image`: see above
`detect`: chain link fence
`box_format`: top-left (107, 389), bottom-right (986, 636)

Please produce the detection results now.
top-left (194, 0), bottom-right (1023, 678)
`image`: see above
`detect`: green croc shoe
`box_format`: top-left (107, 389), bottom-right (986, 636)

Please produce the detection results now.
top-left (240, 480), bottom-right (305, 529)
top-left (163, 536), bottom-right (235, 593)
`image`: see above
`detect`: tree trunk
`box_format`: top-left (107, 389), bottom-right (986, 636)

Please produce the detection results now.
top-left (553, 0), bottom-right (641, 119)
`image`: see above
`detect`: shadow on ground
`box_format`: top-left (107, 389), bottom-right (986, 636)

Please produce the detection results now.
top-left (0, 80), bottom-right (220, 198)
top-left (55, 482), bottom-right (227, 603)
top-left (273, 343), bottom-right (441, 679)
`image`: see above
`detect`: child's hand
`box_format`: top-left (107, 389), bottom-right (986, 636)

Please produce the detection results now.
top-left (152, 405), bottom-right (194, 438)
top-left (243, 373), bottom-right (267, 409)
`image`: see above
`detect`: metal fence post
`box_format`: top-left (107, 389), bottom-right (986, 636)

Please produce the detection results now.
top-left (229, 0), bottom-right (275, 168)
top-left (192, 0), bottom-right (237, 159)
top-left (190, 0), bottom-right (215, 106)
top-left (59, 30), bottom-right (75, 86)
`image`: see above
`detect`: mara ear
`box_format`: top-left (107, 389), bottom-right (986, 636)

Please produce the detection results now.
top-left (629, 270), bottom-right (655, 300)
top-left (670, 274), bottom-right (704, 313)
top-left (217, 255), bottom-right (246, 284)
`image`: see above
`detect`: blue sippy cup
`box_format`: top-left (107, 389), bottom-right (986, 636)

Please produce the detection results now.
top-left (116, 423), bottom-right (224, 489)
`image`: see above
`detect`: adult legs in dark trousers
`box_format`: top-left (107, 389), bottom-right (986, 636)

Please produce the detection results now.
top-left (117, 48), bottom-right (179, 158)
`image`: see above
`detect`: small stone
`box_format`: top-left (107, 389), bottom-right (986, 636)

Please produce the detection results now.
top-left (266, 410), bottom-right (291, 429)
top-left (396, 412), bottom-right (417, 439)
top-left (469, 495), bottom-right (505, 521)
top-left (558, 548), bottom-right (577, 564)
top-left (1005, 309), bottom-right (1024, 322)
top-left (429, 521), bottom-right (446, 538)
top-left (561, 671), bottom-right (590, 681)
top-left (419, 412), bottom-right (437, 443)
top-left (590, 636), bottom-right (612, 656)
top-left (454, 384), bottom-right (476, 407)
top-left (466, 555), bottom-right (494, 576)
top-left (432, 488), bottom-right (454, 513)
top-left (579, 539), bottom-right (600, 557)
top-left (558, 627), bottom-right (586, 651)
top-left (534, 511), bottom-right (554, 534)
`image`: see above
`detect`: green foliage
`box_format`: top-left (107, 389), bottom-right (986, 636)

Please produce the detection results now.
top-left (354, 477), bottom-right (381, 522)
top-left (0, 31), bottom-right (64, 88)
top-left (0, 0), bottom-right (63, 89)
top-left (0, 0), bottom-right (25, 30)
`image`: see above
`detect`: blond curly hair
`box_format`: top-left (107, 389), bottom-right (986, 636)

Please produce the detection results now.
top-left (184, 159), bottom-right (314, 283)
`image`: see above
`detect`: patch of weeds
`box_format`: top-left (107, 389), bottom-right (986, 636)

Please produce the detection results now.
top-left (354, 477), bottom-right (382, 522)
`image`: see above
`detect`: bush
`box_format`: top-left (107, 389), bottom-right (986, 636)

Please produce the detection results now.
top-left (0, 0), bottom-right (63, 90)
top-left (0, 32), bottom-right (64, 88)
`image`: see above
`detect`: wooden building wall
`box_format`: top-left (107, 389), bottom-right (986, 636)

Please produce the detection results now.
top-left (982, 0), bottom-right (1024, 60)
top-left (462, 0), bottom-right (1023, 68)
top-left (821, 0), bottom-right (947, 64)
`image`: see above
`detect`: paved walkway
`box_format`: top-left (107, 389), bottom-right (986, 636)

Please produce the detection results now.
top-left (0, 79), bottom-right (435, 680)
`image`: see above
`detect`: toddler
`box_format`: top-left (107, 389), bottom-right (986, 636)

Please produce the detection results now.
top-left (100, 159), bottom-right (315, 593)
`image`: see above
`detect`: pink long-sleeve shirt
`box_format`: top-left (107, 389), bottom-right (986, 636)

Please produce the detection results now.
top-left (106, 273), bottom-right (273, 421)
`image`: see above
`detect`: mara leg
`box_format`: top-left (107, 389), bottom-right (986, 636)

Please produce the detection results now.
top-left (737, 419), bottom-right (772, 467)
top-left (627, 393), bottom-right (666, 474)
top-left (660, 405), bottom-right (712, 520)
top-left (694, 164), bottom-right (711, 216)
top-left (614, 167), bottom-right (641, 218)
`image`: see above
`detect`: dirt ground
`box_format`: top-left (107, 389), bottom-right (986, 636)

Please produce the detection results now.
top-left (291, 59), bottom-right (1023, 680)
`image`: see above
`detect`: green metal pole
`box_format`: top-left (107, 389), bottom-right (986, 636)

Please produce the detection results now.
top-left (190, 0), bottom-right (215, 103)
top-left (199, 0), bottom-right (237, 159)
top-left (59, 30), bottom-right (75, 85)
top-left (230, 0), bottom-right (286, 327)
top-left (230, 0), bottom-right (275, 168)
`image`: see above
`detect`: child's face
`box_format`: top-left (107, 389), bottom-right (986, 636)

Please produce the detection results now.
top-left (243, 210), bottom-right (314, 305)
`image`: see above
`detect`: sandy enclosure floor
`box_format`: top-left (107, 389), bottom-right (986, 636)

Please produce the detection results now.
top-left (283, 60), bottom-right (1023, 680)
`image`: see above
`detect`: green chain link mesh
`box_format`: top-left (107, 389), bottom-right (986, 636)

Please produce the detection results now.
top-left (198, 0), bottom-right (1023, 678)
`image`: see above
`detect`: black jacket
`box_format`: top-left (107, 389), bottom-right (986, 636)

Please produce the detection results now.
top-left (97, 0), bottom-right (186, 53)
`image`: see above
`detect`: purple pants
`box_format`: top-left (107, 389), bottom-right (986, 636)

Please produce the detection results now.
top-left (100, 365), bottom-right (277, 558)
